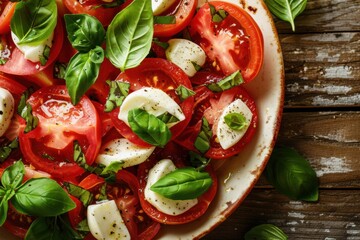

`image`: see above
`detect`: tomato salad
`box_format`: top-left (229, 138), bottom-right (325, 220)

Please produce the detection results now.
top-left (0, 0), bottom-right (263, 239)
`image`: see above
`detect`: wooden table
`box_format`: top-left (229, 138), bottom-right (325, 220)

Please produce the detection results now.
top-left (204, 0), bottom-right (360, 239)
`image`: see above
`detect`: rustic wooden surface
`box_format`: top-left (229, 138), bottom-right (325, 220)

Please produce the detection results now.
top-left (204, 0), bottom-right (360, 239)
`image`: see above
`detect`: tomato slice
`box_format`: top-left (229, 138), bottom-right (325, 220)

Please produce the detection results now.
top-left (153, 0), bottom-right (197, 37)
top-left (110, 58), bottom-right (194, 147)
top-left (0, 74), bottom-right (27, 102)
top-left (0, 2), bottom-right (16, 34)
top-left (0, 17), bottom-right (64, 76)
top-left (137, 142), bottom-right (218, 224)
top-left (175, 86), bottom-right (258, 159)
top-left (18, 85), bottom-right (101, 181)
top-left (189, 2), bottom-right (264, 82)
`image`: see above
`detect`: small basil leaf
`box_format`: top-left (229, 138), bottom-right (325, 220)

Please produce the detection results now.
top-left (76, 219), bottom-right (90, 238)
top-left (95, 0), bottom-right (124, 8)
top-left (175, 85), bottom-right (195, 102)
top-left (189, 151), bottom-right (211, 171)
top-left (265, 147), bottom-right (318, 201)
top-left (264, 0), bottom-right (307, 31)
top-left (0, 138), bottom-right (19, 163)
top-left (101, 161), bottom-right (124, 177)
top-left (128, 108), bottom-right (171, 147)
top-left (0, 196), bottom-right (9, 226)
top-left (194, 118), bottom-right (212, 154)
top-left (1, 160), bottom-right (25, 190)
top-left (209, 3), bottom-right (228, 23)
top-left (65, 46), bottom-right (105, 105)
top-left (207, 70), bottom-right (244, 92)
top-left (63, 182), bottom-right (93, 207)
top-left (97, 183), bottom-right (108, 201)
top-left (150, 168), bottom-right (212, 200)
top-left (105, 0), bottom-right (153, 71)
top-left (17, 89), bottom-right (39, 133)
top-left (153, 38), bottom-right (169, 49)
top-left (104, 80), bottom-right (130, 112)
top-left (245, 224), bottom-right (288, 240)
top-left (154, 15), bottom-right (176, 24)
top-left (224, 112), bottom-right (248, 131)
top-left (11, 178), bottom-right (76, 216)
top-left (53, 62), bottom-right (67, 79)
top-left (10, 0), bottom-right (57, 45)
top-left (157, 112), bottom-right (179, 125)
top-left (64, 14), bottom-right (105, 52)
top-left (39, 45), bottom-right (51, 66)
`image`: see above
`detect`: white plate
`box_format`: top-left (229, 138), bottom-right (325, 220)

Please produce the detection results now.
top-left (0, 0), bottom-right (284, 239)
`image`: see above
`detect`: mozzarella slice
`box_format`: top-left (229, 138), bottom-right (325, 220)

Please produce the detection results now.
top-left (87, 200), bottom-right (130, 240)
top-left (96, 138), bottom-right (155, 168)
top-left (166, 38), bottom-right (206, 77)
top-left (144, 159), bottom-right (198, 216)
top-left (11, 31), bottom-right (54, 63)
top-left (216, 99), bottom-right (253, 150)
top-left (0, 88), bottom-right (15, 137)
top-left (118, 87), bottom-right (185, 128)
top-left (152, 0), bottom-right (177, 15)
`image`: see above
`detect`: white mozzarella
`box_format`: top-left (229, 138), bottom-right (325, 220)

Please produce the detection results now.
top-left (87, 200), bottom-right (130, 240)
top-left (96, 138), bottom-right (155, 168)
top-left (144, 159), bottom-right (198, 216)
top-left (166, 38), bottom-right (206, 77)
top-left (0, 88), bottom-right (15, 137)
top-left (152, 0), bottom-right (177, 15)
top-left (11, 31), bottom-right (54, 63)
top-left (216, 99), bottom-right (253, 150)
top-left (118, 87), bottom-right (185, 128)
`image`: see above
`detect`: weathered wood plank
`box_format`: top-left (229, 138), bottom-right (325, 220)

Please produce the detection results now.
top-left (274, 0), bottom-right (360, 33)
top-left (279, 32), bottom-right (360, 107)
top-left (204, 189), bottom-right (360, 239)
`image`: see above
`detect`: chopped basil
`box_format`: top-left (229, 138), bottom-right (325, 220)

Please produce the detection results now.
top-left (209, 3), bottom-right (228, 23)
top-left (224, 112), bottom-right (248, 131)
top-left (154, 15), bottom-right (176, 24)
top-left (64, 182), bottom-right (93, 207)
top-left (39, 45), bottom-right (51, 66)
top-left (175, 85), bottom-right (195, 102)
top-left (245, 224), bottom-right (288, 240)
top-left (53, 62), bottom-right (67, 79)
top-left (206, 70), bottom-right (244, 92)
top-left (153, 38), bottom-right (169, 49)
top-left (157, 112), bottom-right (180, 125)
top-left (104, 80), bottom-right (130, 112)
top-left (191, 61), bottom-right (202, 71)
top-left (17, 90), bottom-right (38, 133)
top-left (189, 151), bottom-right (211, 171)
top-left (94, 0), bottom-right (124, 8)
top-left (0, 138), bottom-right (19, 163)
top-left (194, 118), bottom-right (212, 154)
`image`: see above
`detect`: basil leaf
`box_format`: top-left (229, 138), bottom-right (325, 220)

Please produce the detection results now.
top-left (245, 224), bottom-right (288, 240)
top-left (76, 219), bottom-right (90, 238)
top-left (1, 160), bottom-right (25, 190)
top-left (154, 15), bottom-right (176, 24)
top-left (101, 161), bottom-right (123, 177)
top-left (189, 151), bottom-right (211, 171)
top-left (94, 0), bottom-right (124, 8)
top-left (64, 14), bottom-right (105, 52)
top-left (53, 62), bottom-right (67, 79)
top-left (175, 85), bottom-right (195, 102)
top-left (11, 178), bottom-right (76, 216)
top-left (104, 80), bottom-right (130, 112)
top-left (224, 113), bottom-right (248, 131)
top-left (194, 118), bottom-right (212, 154)
top-left (65, 46), bottom-right (105, 105)
top-left (25, 215), bottom-right (82, 240)
top-left (105, 0), bottom-right (153, 71)
top-left (150, 167), bottom-right (212, 200)
top-left (39, 45), bottom-right (51, 66)
top-left (153, 38), bottom-right (169, 49)
top-left (17, 89), bottom-right (39, 133)
top-left (265, 147), bottom-right (318, 201)
top-left (128, 108), bottom-right (171, 147)
top-left (264, 0), bottom-right (307, 31)
top-left (209, 3), bottom-right (228, 23)
top-left (63, 182), bottom-right (93, 207)
top-left (207, 70), bottom-right (244, 92)
top-left (0, 138), bottom-right (19, 163)
top-left (10, 0), bottom-right (57, 45)
top-left (157, 112), bottom-right (179, 125)
top-left (0, 194), bottom-right (9, 226)
top-left (97, 183), bottom-right (108, 201)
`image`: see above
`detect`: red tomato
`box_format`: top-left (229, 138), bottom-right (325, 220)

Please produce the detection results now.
top-left (188, 2), bottom-right (264, 82)
top-left (0, 17), bottom-right (64, 76)
top-left (3, 204), bottom-right (34, 239)
top-left (0, 74), bottom-right (27, 102)
top-left (153, 0), bottom-right (197, 37)
top-left (0, 2), bottom-right (16, 34)
top-left (175, 86), bottom-right (258, 159)
top-left (62, 0), bottom-right (124, 26)
top-left (18, 85), bottom-right (101, 181)
top-left (137, 142), bottom-right (218, 224)
top-left (110, 58), bottom-right (194, 147)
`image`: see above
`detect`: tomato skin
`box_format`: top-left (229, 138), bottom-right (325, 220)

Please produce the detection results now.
top-left (154, 0), bottom-right (197, 37)
top-left (18, 85), bottom-right (101, 181)
top-left (0, 2), bottom-right (16, 34)
top-left (189, 2), bottom-right (264, 82)
top-left (0, 17), bottom-right (64, 76)
top-left (110, 58), bottom-right (194, 147)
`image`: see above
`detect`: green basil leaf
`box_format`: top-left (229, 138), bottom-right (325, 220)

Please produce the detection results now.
top-left (245, 224), bottom-right (288, 240)
top-left (75, 219), bottom-right (90, 238)
top-left (1, 160), bottom-right (25, 190)
top-left (64, 14), bottom-right (105, 52)
top-left (264, 0), bottom-right (307, 31)
top-left (39, 45), bottom-right (51, 66)
top-left (10, 0), bottom-right (57, 45)
top-left (95, 0), bottom-right (124, 8)
top-left (53, 62), bottom-right (67, 79)
top-left (157, 112), bottom-right (179, 125)
top-left (150, 167), bottom-right (212, 200)
top-left (65, 46), bottom-right (105, 105)
top-left (194, 117), bottom-right (212, 154)
top-left (128, 108), bottom-right (171, 147)
top-left (11, 178), bottom-right (76, 216)
top-left (189, 151), bottom-right (211, 171)
top-left (25, 215), bottom-right (82, 240)
top-left (224, 112), bottom-right (248, 131)
top-left (17, 89), bottom-right (39, 133)
top-left (63, 182), bottom-right (93, 207)
top-left (152, 38), bottom-right (169, 49)
top-left (105, 0), bottom-right (153, 71)
top-left (104, 80), bottom-right (130, 112)
top-left (101, 161), bottom-right (124, 177)
top-left (207, 70), bottom-right (244, 92)
top-left (209, 3), bottom-right (228, 23)
top-left (0, 138), bottom-right (19, 163)
top-left (175, 85), bottom-right (195, 102)
top-left (97, 183), bottom-right (108, 201)
top-left (154, 15), bottom-right (176, 24)
top-left (265, 147), bottom-right (318, 201)
top-left (0, 195), bottom-right (9, 226)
